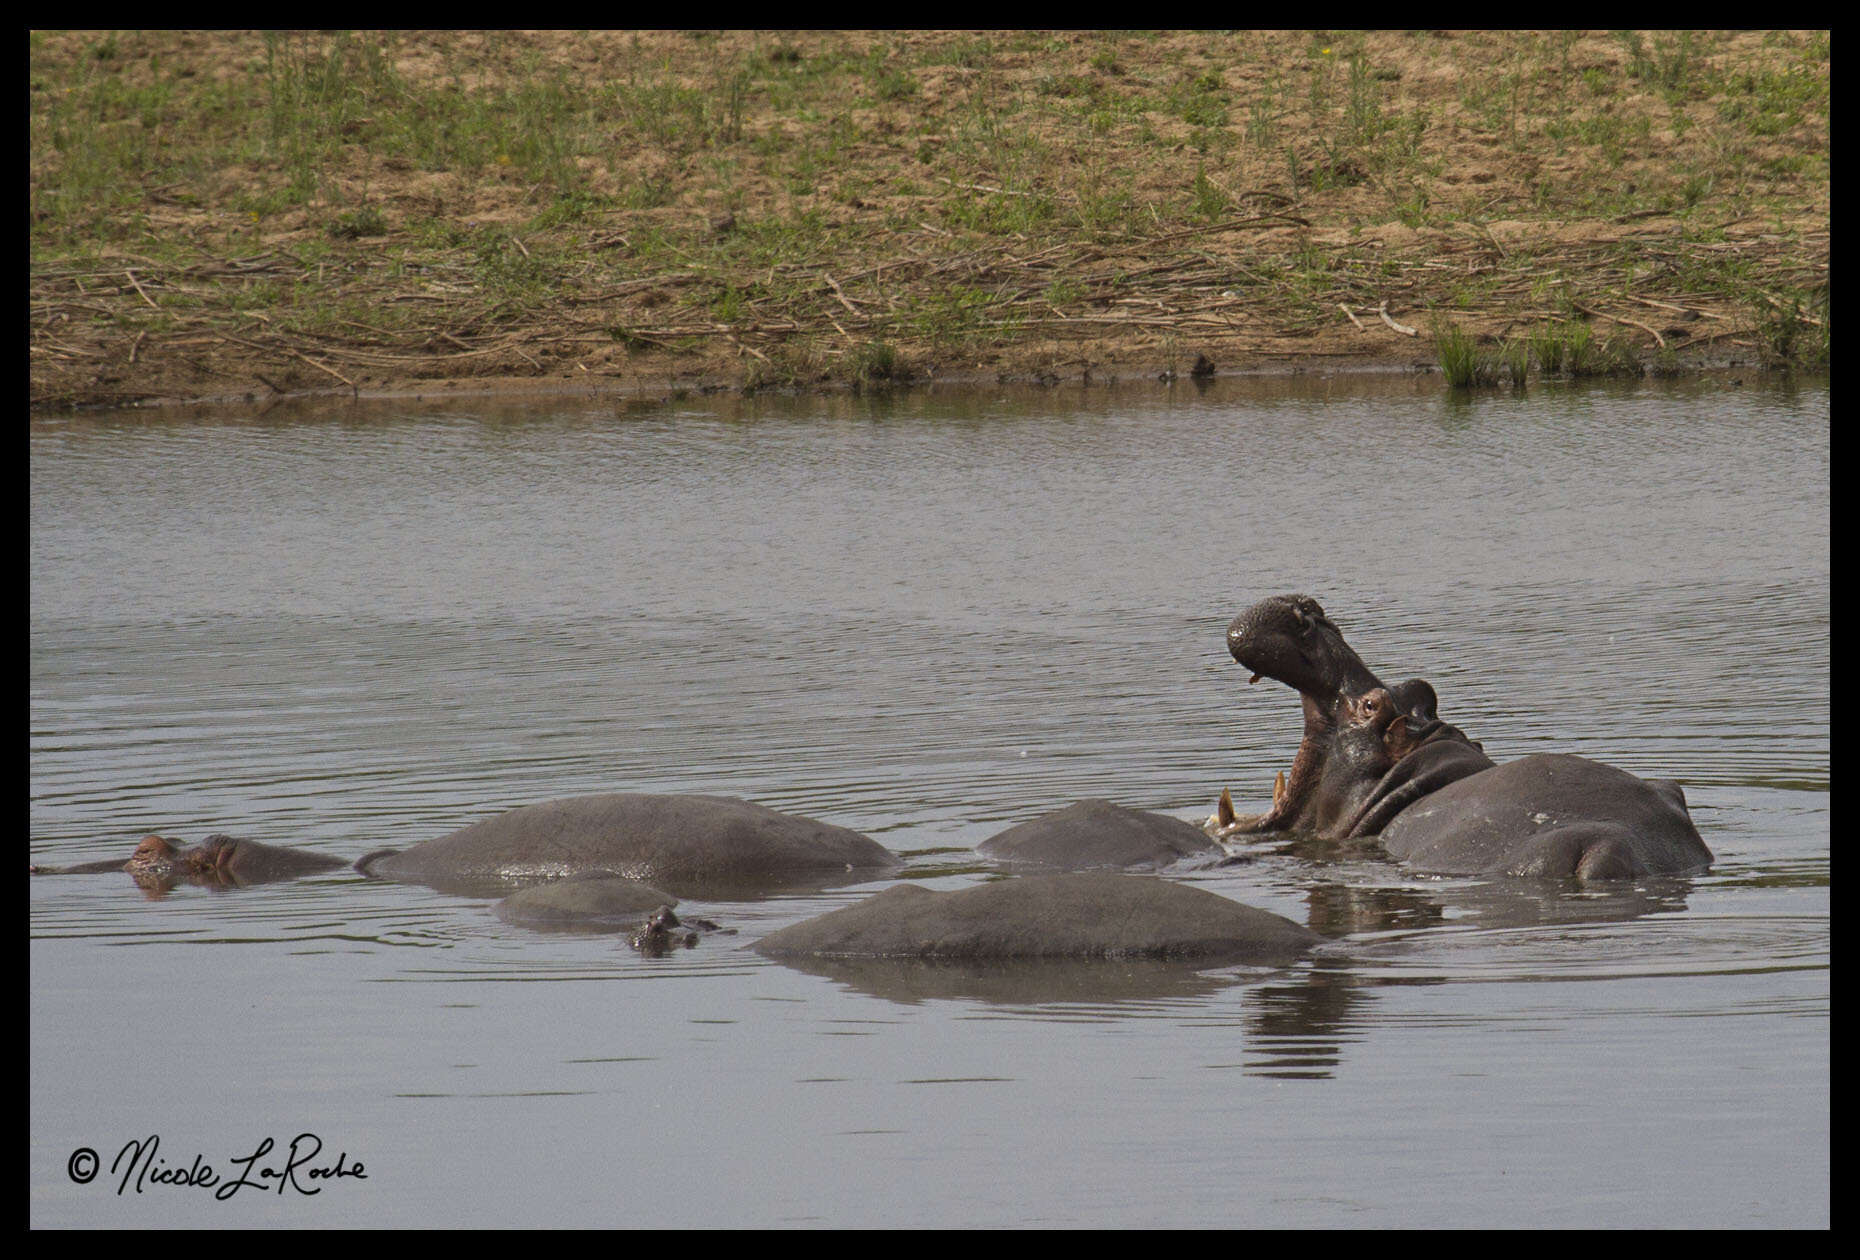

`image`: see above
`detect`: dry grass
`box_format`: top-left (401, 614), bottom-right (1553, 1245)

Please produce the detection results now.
top-left (29, 30), bottom-right (1830, 408)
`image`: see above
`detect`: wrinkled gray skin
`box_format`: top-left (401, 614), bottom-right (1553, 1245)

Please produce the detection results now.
top-left (752, 873), bottom-right (1322, 964)
top-left (30, 833), bottom-right (347, 890)
top-left (1210, 594), bottom-right (1711, 880)
top-left (1306, 686), bottom-right (1424, 839)
top-left (1379, 753), bottom-right (1710, 880)
top-left (977, 800), bottom-right (1223, 871)
top-left (357, 793), bottom-right (898, 899)
top-left (492, 874), bottom-right (679, 932)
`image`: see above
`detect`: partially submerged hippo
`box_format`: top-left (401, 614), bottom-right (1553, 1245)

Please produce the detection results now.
top-left (491, 876), bottom-right (735, 948)
top-left (629, 904), bottom-right (730, 956)
top-left (358, 793), bottom-right (898, 899)
top-left (1377, 754), bottom-right (1709, 880)
top-left (30, 833), bottom-right (347, 890)
top-left (752, 872), bottom-right (1322, 965)
top-left (977, 799), bottom-right (1224, 871)
top-left (492, 874), bottom-right (680, 932)
top-left (34, 794), bottom-right (896, 901)
top-left (1207, 595), bottom-right (1711, 881)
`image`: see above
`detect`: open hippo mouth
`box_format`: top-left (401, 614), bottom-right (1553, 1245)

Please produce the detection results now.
top-left (1212, 594), bottom-right (1464, 837)
top-left (1208, 595), bottom-right (1711, 878)
top-left (1218, 595), bottom-right (1376, 831)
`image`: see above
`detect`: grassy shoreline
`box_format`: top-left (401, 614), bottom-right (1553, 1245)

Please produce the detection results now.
top-left (29, 30), bottom-right (1829, 410)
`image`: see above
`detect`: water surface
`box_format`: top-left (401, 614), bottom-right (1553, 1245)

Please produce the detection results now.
top-left (30, 374), bottom-right (1828, 1227)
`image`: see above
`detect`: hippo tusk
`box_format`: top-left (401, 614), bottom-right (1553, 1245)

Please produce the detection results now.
top-left (1216, 787), bottom-right (1237, 828)
top-left (1273, 770), bottom-right (1286, 808)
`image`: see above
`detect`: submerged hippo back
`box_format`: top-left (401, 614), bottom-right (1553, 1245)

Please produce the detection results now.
top-left (357, 793), bottom-right (897, 898)
top-left (753, 873), bottom-right (1323, 964)
top-left (978, 800), bottom-right (1223, 871)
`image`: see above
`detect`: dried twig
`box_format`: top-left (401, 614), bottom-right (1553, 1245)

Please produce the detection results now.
top-left (1571, 301), bottom-right (1667, 348)
top-left (1377, 303), bottom-right (1417, 337)
top-left (822, 272), bottom-right (861, 316)
top-left (124, 269), bottom-right (159, 309)
top-left (291, 351), bottom-right (357, 391)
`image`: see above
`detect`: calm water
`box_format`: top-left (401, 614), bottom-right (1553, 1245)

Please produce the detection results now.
top-left (30, 375), bottom-right (1828, 1228)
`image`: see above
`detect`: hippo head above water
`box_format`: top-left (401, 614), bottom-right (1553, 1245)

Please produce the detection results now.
top-left (1214, 595), bottom-right (1492, 839)
top-left (1209, 594), bottom-right (1712, 880)
top-left (29, 832), bottom-right (349, 891)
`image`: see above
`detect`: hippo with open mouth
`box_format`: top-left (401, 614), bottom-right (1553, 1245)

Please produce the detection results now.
top-left (1208, 594), bottom-right (1711, 881)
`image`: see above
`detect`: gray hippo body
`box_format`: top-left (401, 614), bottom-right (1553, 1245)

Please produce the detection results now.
top-left (38, 795), bottom-right (895, 902)
top-left (493, 877), bottom-right (734, 951)
top-left (30, 833), bottom-right (347, 890)
top-left (752, 872), bottom-right (1321, 965)
top-left (492, 874), bottom-right (680, 931)
top-left (1378, 753), bottom-right (1708, 880)
top-left (1207, 595), bottom-right (1710, 881)
top-left (977, 800), bottom-right (1223, 871)
top-left (358, 793), bottom-right (898, 899)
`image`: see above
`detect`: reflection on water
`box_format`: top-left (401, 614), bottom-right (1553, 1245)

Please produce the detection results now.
top-left (30, 375), bottom-right (1827, 1227)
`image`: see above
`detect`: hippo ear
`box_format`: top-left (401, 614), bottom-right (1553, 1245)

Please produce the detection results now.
top-left (1295, 598), bottom-right (1334, 634)
top-left (1394, 678), bottom-right (1439, 721)
top-left (1387, 715), bottom-right (1409, 749)
top-left (1216, 787), bottom-right (1237, 828)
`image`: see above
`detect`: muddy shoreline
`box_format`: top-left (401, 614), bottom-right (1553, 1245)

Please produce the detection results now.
top-left (43, 348), bottom-right (1451, 414)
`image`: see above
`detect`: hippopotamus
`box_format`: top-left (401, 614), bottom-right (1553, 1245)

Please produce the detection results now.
top-left (1206, 594), bottom-right (1712, 881)
top-left (751, 872), bottom-right (1322, 964)
top-left (976, 799), bottom-right (1224, 870)
top-left (629, 904), bottom-right (729, 956)
top-left (1377, 754), bottom-right (1710, 880)
top-left (492, 874), bottom-right (681, 932)
top-left (35, 795), bottom-right (897, 901)
top-left (357, 793), bottom-right (899, 899)
top-left (30, 833), bottom-right (347, 890)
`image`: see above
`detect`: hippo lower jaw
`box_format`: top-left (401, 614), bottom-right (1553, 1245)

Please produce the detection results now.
top-left (1205, 701), bottom-right (1326, 838)
top-left (1209, 749), bottom-right (1298, 836)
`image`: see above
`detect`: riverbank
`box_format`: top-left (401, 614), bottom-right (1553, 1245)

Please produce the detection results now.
top-left (29, 30), bottom-right (1829, 410)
